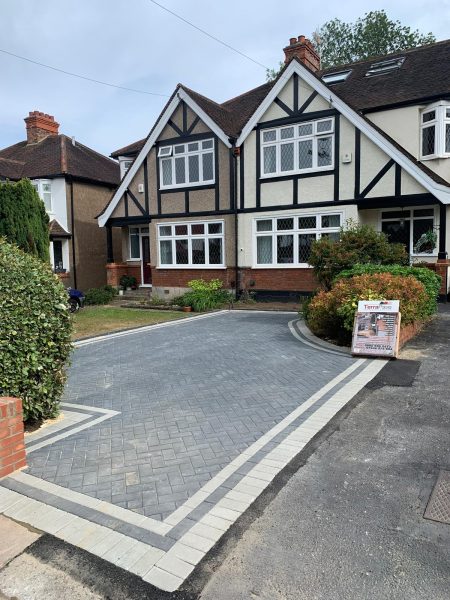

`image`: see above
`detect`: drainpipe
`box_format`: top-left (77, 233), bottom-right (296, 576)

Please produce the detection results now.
top-left (231, 141), bottom-right (239, 300)
top-left (69, 176), bottom-right (78, 289)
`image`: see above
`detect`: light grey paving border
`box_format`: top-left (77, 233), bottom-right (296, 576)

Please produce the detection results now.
top-left (25, 410), bottom-right (90, 443)
top-left (0, 356), bottom-right (387, 592)
top-left (289, 318), bottom-right (351, 356)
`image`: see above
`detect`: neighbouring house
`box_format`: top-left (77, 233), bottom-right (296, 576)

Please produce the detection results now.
top-left (0, 111), bottom-right (121, 290)
top-left (98, 37), bottom-right (450, 299)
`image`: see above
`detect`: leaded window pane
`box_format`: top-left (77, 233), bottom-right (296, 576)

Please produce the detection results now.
top-left (317, 137), bottom-right (332, 166)
top-left (321, 232), bottom-right (340, 241)
top-left (280, 142), bottom-right (294, 172)
top-left (257, 219), bottom-right (272, 232)
top-left (192, 238), bottom-right (205, 264)
top-left (446, 124), bottom-right (450, 153)
top-left (175, 157), bottom-right (186, 184)
top-left (321, 214), bottom-right (340, 228)
top-left (174, 145), bottom-right (185, 154)
top-left (159, 225), bottom-right (171, 236)
top-left (175, 239), bottom-right (189, 264)
top-left (161, 158), bottom-right (172, 186)
top-left (263, 145), bottom-right (276, 174)
top-left (280, 127), bottom-right (294, 140)
top-left (263, 130), bottom-right (276, 143)
top-left (202, 152), bottom-right (214, 180)
top-left (175, 224), bottom-right (188, 236)
top-left (413, 218), bottom-right (435, 253)
top-left (277, 234), bottom-right (294, 263)
top-left (160, 240), bottom-right (173, 264)
top-left (208, 238), bottom-right (222, 264)
top-left (188, 142), bottom-right (199, 152)
top-left (298, 216), bottom-right (316, 229)
top-left (202, 139), bottom-right (213, 149)
top-left (208, 222), bottom-right (222, 234)
top-left (316, 119), bottom-right (333, 133)
top-left (422, 111), bottom-right (435, 123)
top-left (188, 154), bottom-right (200, 182)
top-left (277, 218), bottom-right (294, 231)
top-left (298, 139), bottom-right (313, 169)
top-left (422, 125), bottom-right (435, 156)
top-left (298, 233), bottom-right (316, 263)
top-left (191, 223), bottom-right (204, 235)
top-left (298, 123), bottom-right (313, 137)
top-left (257, 236), bottom-right (272, 264)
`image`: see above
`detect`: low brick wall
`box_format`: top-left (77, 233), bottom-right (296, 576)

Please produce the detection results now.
top-left (399, 320), bottom-right (427, 349)
top-left (0, 397), bottom-right (26, 479)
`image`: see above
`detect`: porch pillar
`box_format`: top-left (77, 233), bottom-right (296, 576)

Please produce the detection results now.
top-left (106, 225), bottom-right (114, 263)
top-left (438, 203), bottom-right (447, 260)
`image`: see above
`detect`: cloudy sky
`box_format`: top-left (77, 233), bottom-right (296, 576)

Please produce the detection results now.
top-left (1, 0), bottom-right (448, 157)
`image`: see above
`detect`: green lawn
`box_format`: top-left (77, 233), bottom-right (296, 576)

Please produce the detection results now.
top-left (72, 306), bottom-right (190, 340)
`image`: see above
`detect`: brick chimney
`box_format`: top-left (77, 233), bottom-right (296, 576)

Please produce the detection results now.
top-left (24, 111), bottom-right (59, 144)
top-left (283, 35), bottom-right (320, 72)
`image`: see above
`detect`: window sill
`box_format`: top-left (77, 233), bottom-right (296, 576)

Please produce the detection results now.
top-left (260, 166), bottom-right (334, 179)
top-left (252, 264), bottom-right (312, 269)
top-left (157, 265), bottom-right (226, 270)
top-left (160, 181), bottom-right (215, 191)
top-left (127, 258), bottom-right (141, 262)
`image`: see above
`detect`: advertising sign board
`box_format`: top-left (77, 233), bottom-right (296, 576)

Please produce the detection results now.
top-left (351, 300), bottom-right (400, 358)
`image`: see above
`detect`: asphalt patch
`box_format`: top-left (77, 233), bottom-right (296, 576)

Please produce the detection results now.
top-left (365, 359), bottom-right (421, 389)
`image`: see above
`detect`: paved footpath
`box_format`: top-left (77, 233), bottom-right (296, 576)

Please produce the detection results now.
top-left (199, 307), bottom-right (450, 600)
top-left (0, 311), bottom-right (386, 595)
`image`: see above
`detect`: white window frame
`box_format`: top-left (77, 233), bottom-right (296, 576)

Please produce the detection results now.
top-left (253, 212), bottom-right (342, 268)
top-left (379, 206), bottom-right (438, 257)
top-left (157, 220), bottom-right (225, 269)
top-left (31, 179), bottom-right (52, 212)
top-left (260, 118), bottom-right (334, 178)
top-left (128, 226), bottom-right (149, 261)
top-left (420, 101), bottom-right (450, 160)
top-left (119, 157), bottom-right (133, 178)
top-left (159, 138), bottom-right (215, 190)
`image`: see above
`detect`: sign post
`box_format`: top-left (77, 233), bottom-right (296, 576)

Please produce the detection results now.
top-left (351, 300), bottom-right (401, 358)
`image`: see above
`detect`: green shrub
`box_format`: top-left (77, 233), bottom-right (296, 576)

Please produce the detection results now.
top-left (309, 220), bottom-right (409, 290)
top-left (84, 285), bottom-right (117, 305)
top-left (336, 264), bottom-right (441, 316)
top-left (119, 275), bottom-right (137, 289)
top-left (0, 179), bottom-right (50, 261)
top-left (0, 238), bottom-right (72, 421)
top-left (177, 279), bottom-right (233, 312)
top-left (307, 272), bottom-right (429, 345)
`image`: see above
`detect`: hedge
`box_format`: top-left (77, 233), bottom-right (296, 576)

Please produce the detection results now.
top-left (306, 272), bottom-right (429, 344)
top-left (0, 238), bottom-right (73, 421)
top-left (84, 285), bottom-right (117, 305)
top-left (336, 264), bottom-right (441, 316)
top-left (175, 279), bottom-right (233, 312)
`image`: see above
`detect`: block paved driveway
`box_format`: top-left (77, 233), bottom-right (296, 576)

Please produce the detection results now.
top-left (19, 311), bottom-right (352, 521)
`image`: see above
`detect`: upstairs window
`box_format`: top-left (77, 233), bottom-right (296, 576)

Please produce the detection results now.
top-left (420, 103), bottom-right (450, 159)
top-left (261, 118), bottom-right (334, 178)
top-left (158, 139), bottom-right (215, 189)
top-left (32, 179), bottom-right (52, 212)
top-left (119, 158), bottom-right (133, 178)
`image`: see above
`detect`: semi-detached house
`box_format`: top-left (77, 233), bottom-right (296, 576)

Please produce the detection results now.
top-left (98, 36), bottom-right (450, 299)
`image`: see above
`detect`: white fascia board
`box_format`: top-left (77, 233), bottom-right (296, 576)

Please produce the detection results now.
top-left (236, 61), bottom-right (450, 205)
top-left (177, 88), bottom-right (232, 149)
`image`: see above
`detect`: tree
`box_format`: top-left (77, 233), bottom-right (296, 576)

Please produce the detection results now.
top-left (0, 179), bottom-right (49, 261)
top-left (314, 10), bottom-right (436, 69)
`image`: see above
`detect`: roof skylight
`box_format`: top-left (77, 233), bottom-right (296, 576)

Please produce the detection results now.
top-left (322, 70), bottom-right (352, 84)
top-left (365, 57), bottom-right (405, 77)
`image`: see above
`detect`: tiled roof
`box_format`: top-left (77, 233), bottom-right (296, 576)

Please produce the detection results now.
top-left (0, 135), bottom-right (120, 186)
top-left (110, 138), bottom-right (147, 158)
top-left (49, 219), bottom-right (71, 238)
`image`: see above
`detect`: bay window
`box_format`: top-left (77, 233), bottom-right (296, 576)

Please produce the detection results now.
top-left (420, 103), bottom-right (450, 159)
top-left (158, 139), bottom-right (215, 188)
top-left (261, 118), bottom-right (334, 177)
top-left (254, 213), bottom-right (341, 267)
top-left (158, 221), bottom-right (224, 267)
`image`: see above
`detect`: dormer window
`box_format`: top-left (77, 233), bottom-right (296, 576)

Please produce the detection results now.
top-left (420, 102), bottom-right (450, 159)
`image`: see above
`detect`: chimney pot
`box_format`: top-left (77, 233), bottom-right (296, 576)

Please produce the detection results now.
top-left (24, 110), bottom-right (60, 144)
top-left (283, 34), bottom-right (320, 72)
top-left (298, 35), bottom-right (305, 43)
top-left (289, 37), bottom-right (297, 45)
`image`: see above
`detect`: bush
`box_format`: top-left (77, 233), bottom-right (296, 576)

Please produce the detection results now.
top-left (0, 238), bottom-right (72, 421)
top-left (336, 264), bottom-right (441, 316)
top-left (309, 220), bottom-right (408, 290)
top-left (177, 279), bottom-right (233, 312)
top-left (0, 179), bottom-right (50, 261)
top-left (307, 272), bottom-right (429, 344)
top-left (119, 275), bottom-right (137, 289)
top-left (84, 285), bottom-right (117, 305)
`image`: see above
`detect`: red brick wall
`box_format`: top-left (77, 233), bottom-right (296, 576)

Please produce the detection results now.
top-left (240, 268), bottom-right (318, 292)
top-left (106, 263), bottom-right (142, 286)
top-left (153, 269), bottom-right (236, 288)
top-left (422, 261), bottom-right (450, 295)
top-left (0, 398), bottom-right (26, 479)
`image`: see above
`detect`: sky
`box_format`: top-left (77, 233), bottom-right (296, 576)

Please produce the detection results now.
top-left (1, 0), bottom-right (449, 157)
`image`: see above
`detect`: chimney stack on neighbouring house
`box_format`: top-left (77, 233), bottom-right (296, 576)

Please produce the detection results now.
top-left (283, 36), bottom-right (320, 72)
top-left (24, 111), bottom-right (59, 144)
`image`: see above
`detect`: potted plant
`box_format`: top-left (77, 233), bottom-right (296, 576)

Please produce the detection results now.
top-left (119, 275), bottom-right (137, 291)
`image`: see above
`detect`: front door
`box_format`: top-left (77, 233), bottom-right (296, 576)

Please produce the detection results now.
top-left (141, 236), bottom-right (152, 285)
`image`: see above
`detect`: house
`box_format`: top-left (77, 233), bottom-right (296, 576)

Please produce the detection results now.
top-left (0, 111), bottom-right (121, 290)
top-left (98, 37), bottom-right (450, 299)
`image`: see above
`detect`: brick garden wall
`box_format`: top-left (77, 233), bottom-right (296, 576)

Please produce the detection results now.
top-left (0, 398), bottom-right (26, 479)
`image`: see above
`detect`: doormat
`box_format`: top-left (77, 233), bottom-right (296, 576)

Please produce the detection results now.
top-left (424, 470), bottom-right (450, 525)
top-left (365, 359), bottom-right (420, 389)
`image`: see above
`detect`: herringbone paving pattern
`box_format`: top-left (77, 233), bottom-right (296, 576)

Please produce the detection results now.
top-left (25, 312), bottom-right (352, 520)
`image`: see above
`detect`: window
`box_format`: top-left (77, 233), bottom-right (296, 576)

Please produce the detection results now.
top-left (53, 240), bottom-right (64, 272)
top-left (32, 179), bottom-right (52, 212)
top-left (420, 103), bottom-right (450, 159)
top-left (158, 221), bottom-right (224, 268)
top-left (254, 213), bottom-right (341, 267)
top-left (128, 226), bottom-right (149, 260)
top-left (365, 57), bottom-right (405, 77)
top-left (159, 139), bottom-right (215, 188)
top-left (261, 119), bottom-right (334, 177)
top-left (381, 208), bottom-right (437, 255)
top-left (322, 70), bottom-right (352, 84)
top-left (120, 159), bottom-right (133, 178)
